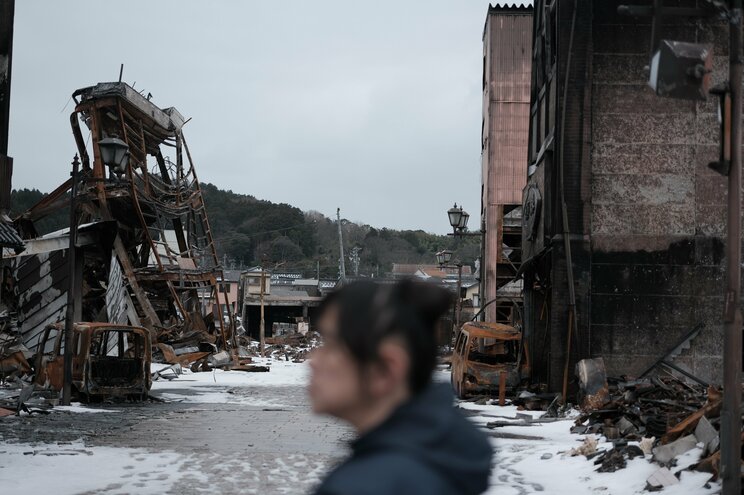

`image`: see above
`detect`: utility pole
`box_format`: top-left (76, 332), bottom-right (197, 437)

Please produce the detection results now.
top-left (259, 266), bottom-right (266, 357)
top-left (62, 155), bottom-right (80, 406)
top-left (721, 2), bottom-right (742, 492)
top-left (337, 208), bottom-right (346, 282)
top-left (349, 246), bottom-right (361, 277)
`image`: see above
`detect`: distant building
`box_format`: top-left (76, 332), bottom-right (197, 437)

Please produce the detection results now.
top-left (391, 263), bottom-right (472, 279)
top-left (237, 268), bottom-right (323, 338)
top-left (217, 269), bottom-right (242, 313)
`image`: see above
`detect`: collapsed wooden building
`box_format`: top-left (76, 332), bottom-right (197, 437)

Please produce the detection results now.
top-left (6, 82), bottom-right (236, 362)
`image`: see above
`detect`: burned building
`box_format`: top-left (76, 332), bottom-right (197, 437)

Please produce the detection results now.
top-left (522, 1), bottom-right (730, 391)
top-left (480, 2), bottom-right (533, 324)
top-left (238, 268), bottom-right (322, 339)
top-left (10, 82), bottom-right (236, 362)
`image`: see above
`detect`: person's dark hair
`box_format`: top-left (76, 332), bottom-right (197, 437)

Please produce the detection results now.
top-left (317, 279), bottom-right (453, 394)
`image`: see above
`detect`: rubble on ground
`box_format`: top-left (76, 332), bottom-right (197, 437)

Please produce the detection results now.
top-left (483, 356), bottom-right (739, 491)
top-left (261, 331), bottom-right (321, 363)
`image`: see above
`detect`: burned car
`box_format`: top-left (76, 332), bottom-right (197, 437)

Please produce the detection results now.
top-left (451, 321), bottom-right (529, 399)
top-left (34, 322), bottom-right (151, 399)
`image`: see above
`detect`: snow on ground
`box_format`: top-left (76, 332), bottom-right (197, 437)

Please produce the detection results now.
top-left (0, 359), bottom-right (328, 494)
top-left (0, 438), bottom-right (328, 494)
top-left (0, 439), bottom-right (200, 493)
top-left (460, 401), bottom-right (721, 495)
top-left (54, 403), bottom-right (121, 414)
top-left (1, 361), bottom-right (724, 494)
top-left (149, 357), bottom-right (310, 407)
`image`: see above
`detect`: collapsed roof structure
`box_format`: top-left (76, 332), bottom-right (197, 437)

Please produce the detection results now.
top-left (9, 82), bottom-right (236, 357)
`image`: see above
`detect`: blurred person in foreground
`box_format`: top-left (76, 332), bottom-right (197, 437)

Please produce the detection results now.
top-left (309, 279), bottom-right (492, 495)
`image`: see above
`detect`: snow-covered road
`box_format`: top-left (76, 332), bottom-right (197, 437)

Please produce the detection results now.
top-left (0, 358), bottom-right (350, 494)
top-left (0, 362), bottom-right (722, 494)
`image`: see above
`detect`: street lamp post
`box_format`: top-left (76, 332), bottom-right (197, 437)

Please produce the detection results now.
top-left (437, 249), bottom-right (463, 333)
top-left (62, 155), bottom-right (80, 406)
top-left (444, 203), bottom-right (484, 330)
top-left (447, 203), bottom-right (479, 237)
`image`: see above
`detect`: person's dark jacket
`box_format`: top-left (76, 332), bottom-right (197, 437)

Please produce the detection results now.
top-left (313, 383), bottom-right (493, 495)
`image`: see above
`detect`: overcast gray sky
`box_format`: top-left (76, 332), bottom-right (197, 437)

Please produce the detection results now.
top-left (9, 1), bottom-right (492, 234)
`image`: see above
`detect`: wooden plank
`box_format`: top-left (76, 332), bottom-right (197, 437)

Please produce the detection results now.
top-left (113, 237), bottom-right (161, 333)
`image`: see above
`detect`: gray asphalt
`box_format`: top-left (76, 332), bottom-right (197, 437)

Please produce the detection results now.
top-left (0, 384), bottom-right (352, 494)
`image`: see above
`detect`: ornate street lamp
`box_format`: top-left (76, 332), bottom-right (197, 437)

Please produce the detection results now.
top-left (447, 203), bottom-right (463, 231)
top-left (436, 249), bottom-right (453, 267)
top-left (447, 203), bottom-right (479, 237)
top-left (435, 249), bottom-right (463, 339)
top-left (458, 210), bottom-right (470, 231)
top-left (98, 137), bottom-right (130, 177)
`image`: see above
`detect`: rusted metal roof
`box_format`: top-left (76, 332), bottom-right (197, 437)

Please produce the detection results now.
top-left (490, 1), bottom-right (533, 8)
top-left (0, 220), bottom-right (23, 251)
top-left (72, 82), bottom-right (185, 133)
top-left (462, 321), bottom-right (521, 340)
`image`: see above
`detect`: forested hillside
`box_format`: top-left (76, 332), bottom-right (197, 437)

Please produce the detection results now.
top-left (10, 184), bottom-right (479, 277)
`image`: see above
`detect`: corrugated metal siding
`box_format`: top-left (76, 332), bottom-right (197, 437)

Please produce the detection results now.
top-left (491, 1), bottom-right (534, 7)
top-left (106, 254), bottom-right (129, 325)
top-left (487, 13), bottom-right (532, 205)
top-left (482, 10), bottom-right (532, 322)
top-left (0, 220), bottom-right (24, 250)
top-left (15, 250), bottom-right (69, 353)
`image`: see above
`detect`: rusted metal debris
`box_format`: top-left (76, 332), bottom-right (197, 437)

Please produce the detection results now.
top-left (0, 81), bottom-right (243, 400)
top-left (450, 322), bottom-right (529, 400)
top-left (34, 322), bottom-right (151, 399)
top-left (570, 369), bottom-right (738, 481)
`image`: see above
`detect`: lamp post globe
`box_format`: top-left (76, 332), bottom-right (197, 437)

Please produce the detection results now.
top-left (448, 203), bottom-right (463, 230)
top-left (98, 137), bottom-right (130, 175)
top-left (458, 210), bottom-right (470, 231)
top-left (441, 249), bottom-right (453, 265)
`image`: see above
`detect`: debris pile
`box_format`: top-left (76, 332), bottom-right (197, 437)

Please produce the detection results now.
top-left (481, 356), bottom-right (736, 490)
top-left (261, 331), bottom-right (320, 363)
top-left (569, 357), bottom-right (735, 487)
top-left (0, 81), bottom-right (247, 402)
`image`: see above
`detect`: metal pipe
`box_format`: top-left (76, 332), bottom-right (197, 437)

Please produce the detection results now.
top-left (0, 0), bottom-right (14, 156)
top-left (721, 3), bottom-right (742, 492)
top-left (456, 262), bottom-right (463, 329)
top-left (0, 0), bottom-right (15, 216)
top-left (62, 155), bottom-right (80, 406)
top-left (559, 0), bottom-right (580, 402)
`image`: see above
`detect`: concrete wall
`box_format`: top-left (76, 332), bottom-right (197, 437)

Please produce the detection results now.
top-left (588, 3), bottom-right (728, 383)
